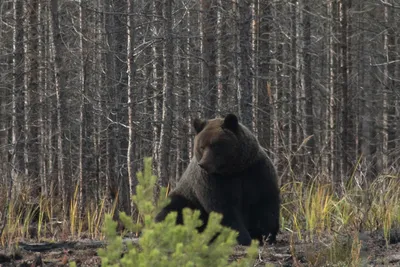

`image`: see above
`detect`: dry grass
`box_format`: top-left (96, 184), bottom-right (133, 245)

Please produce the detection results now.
top-left (281, 173), bottom-right (400, 241)
top-left (0, 182), bottom-right (118, 246)
top-left (0, 172), bottom-right (399, 266)
top-left (280, 172), bottom-right (400, 265)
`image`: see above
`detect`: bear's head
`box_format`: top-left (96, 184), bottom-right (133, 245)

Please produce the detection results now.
top-left (192, 114), bottom-right (260, 174)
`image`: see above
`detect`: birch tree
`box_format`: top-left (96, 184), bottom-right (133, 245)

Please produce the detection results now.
top-left (127, 0), bottom-right (137, 215)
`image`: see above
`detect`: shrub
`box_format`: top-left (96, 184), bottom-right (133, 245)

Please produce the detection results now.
top-left (97, 157), bottom-right (260, 267)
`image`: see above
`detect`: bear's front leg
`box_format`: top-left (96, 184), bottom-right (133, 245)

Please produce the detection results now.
top-left (155, 194), bottom-right (207, 226)
top-left (220, 207), bottom-right (252, 246)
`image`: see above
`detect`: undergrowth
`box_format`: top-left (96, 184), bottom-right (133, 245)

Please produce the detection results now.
top-left (0, 182), bottom-right (118, 246)
top-left (280, 174), bottom-right (400, 244)
top-left (0, 159), bottom-right (399, 266)
top-left (96, 157), bottom-right (259, 267)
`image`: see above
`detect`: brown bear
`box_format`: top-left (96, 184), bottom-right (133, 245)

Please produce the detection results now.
top-left (155, 113), bottom-right (280, 246)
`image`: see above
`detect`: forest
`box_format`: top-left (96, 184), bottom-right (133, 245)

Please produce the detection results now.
top-left (0, 0), bottom-right (399, 265)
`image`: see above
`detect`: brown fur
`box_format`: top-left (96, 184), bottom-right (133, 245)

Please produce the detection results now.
top-left (155, 114), bottom-right (280, 246)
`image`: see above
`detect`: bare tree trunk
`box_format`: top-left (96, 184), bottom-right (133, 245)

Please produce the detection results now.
top-left (0, 0), bottom-right (7, 185)
top-left (251, 2), bottom-right (257, 132)
top-left (78, 0), bottom-right (86, 214)
top-left (138, 0), bottom-right (154, 181)
top-left (303, 0), bottom-right (314, 178)
top-left (25, 0), bottom-right (40, 185)
top-left (198, 0), bottom-right (204, 117)
top-left (0, 1), bottom-right (11, 205)
top-left (152, 0), bottom-right (163, 177)
top-left (104, 0), bottom-right (128, 212)
top-left (314, 2), bottom-right (330, 181)
top-left (357, 0), bottom-right (372, 182)
top-left (257, 1), bottom-right (272, 149)
top-left (384, 1), bottom-right (396, 169)
top-left (157, 0), bottom-right (174, 189)
top-left (396, 22), bottom-right (400, 170)
top-left (340, 0), bottom-right (354, 179)
top-left (238, 0), bottom-right (253, 129)
top-left (374, 3), bottom-right (390, 174)
top-left (12, 0), bottom-right (25, 190)
top-left (38, 0), bottom-right (48, 196)
top-left (93, 0), bottom-right (104, 204)
top-left (331, 0), bottom-right (342, 186)
top-left (104, 0), bottom-right (114, 203)
top-left (273, 10), bottom-right (283, 172)
top-left (290, 0), bottom-right (299, 178)
top-left (201, 0), bottom-right (217, 118)
top-left (174, 17), bottom-right (189, 184)
top-left (50, 0), bottom-right (67, 216)
top-left (216, 0), bottom-right (223, 116)
top-left (396, 5), bottom-right (400, 169)
top-left (185, 7), bottom-right (193, 161)
top-left (0, 1), bottom-right (11, 214)
top-left (44, 2), bottom-right (54, 194)
top-left (232, 0), bottom-right (240, 114)
top-left (217, 0), bottom-right (235, 116)
top-left (127, 0), bottom-right (137, 215)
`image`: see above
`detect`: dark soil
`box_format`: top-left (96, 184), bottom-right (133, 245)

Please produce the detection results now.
top-left (1, 230), bottom-right (399, 266)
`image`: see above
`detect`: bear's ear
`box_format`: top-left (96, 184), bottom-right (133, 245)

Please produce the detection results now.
top-left (223, 113), bottom-right (239, 132)
top-left (193, 118), bottom-right (206, 134)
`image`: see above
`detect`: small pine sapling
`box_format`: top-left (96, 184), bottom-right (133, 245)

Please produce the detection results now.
top-left (97, 157), bottom-right (260, 267)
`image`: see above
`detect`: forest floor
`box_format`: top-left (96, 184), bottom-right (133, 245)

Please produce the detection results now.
top-left (0, 230), bottom-right (399, 267)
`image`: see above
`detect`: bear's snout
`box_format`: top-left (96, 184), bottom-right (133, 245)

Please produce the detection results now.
top-left (198, 159), bottom-right (216, 173)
